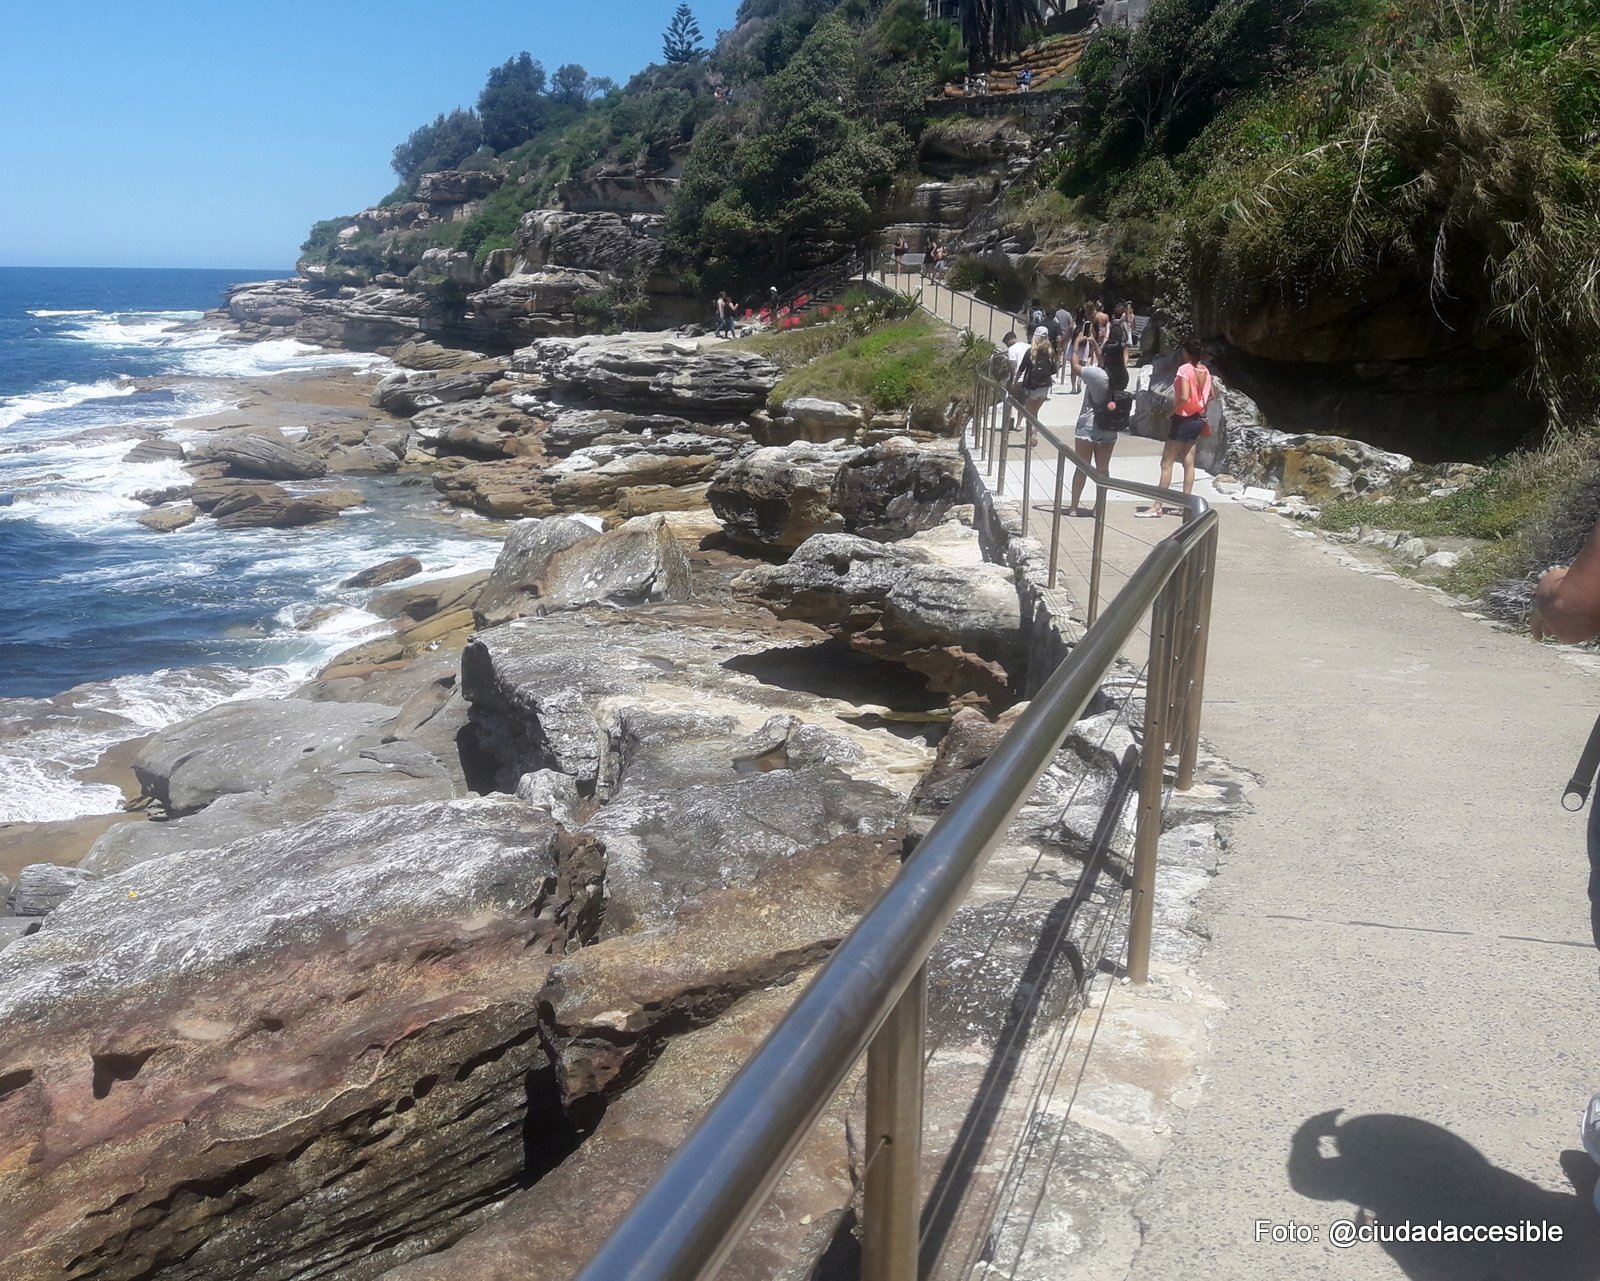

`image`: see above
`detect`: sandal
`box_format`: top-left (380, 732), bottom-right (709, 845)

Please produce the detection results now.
top-left (1135, 506), bottom-right (1165, 519)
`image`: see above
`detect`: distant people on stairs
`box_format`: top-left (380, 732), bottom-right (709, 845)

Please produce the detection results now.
top-left (1529, 537), bottom-right (1600, 1211)
top-left (1017, 328), bottom-right (1056, 447)
top-left (1140, 334), bottom-right (1213, 518)
top-left (1070, 334), bottom-right (1130, 517)
top-left (1018, 66), bottom-right (1033, 92)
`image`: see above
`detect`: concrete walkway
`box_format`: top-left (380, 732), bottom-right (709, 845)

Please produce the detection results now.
top-left (1121, 501), bottom-right (1600, 1278)
top-left (975, 373), bottom-right (1600, 1275)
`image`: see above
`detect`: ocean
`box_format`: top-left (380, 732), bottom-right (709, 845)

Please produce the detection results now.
top-left (0, 266), bottom-right (501, 823)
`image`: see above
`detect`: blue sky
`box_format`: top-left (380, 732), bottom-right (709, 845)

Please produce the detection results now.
top-left (0, 0), bottom-right (742, 270)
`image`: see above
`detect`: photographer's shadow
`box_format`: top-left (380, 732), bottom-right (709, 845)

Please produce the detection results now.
top-left (1290, 1110), bottom-right (1600, 1280)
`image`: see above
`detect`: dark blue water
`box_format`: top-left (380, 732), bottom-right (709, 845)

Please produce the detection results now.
top-left (0, 267), bottom-right (502, 821)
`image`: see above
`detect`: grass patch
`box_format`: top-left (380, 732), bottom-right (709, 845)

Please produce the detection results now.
top-left (740, 309), bottom-right (988, 421)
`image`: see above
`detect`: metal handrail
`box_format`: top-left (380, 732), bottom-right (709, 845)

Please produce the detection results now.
top-left (573, 378), bottom-right (1218, 1281)
top-left (769, 249), bottom-right (867, 320)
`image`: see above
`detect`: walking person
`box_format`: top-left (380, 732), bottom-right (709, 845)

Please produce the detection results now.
top-left (715, 291), bottom-right (735, 338)
top-left (1068, 335), bottom-right (1130, 517)
top-left (1069, 320), bottom-right (1096, 392)
top-left (892, 233), bottom-right (909, 276)
top-left (1530, 542), bottom-right (1600, 1209)
top-left (1018, 66), bottom-right (1032, 93)
top-left (1016, 328), bottom-right (1056, 447)
top-left (1004, 330), bottom-right (1030, 384)
top-left (1139, 335), bottom-right (1213, 518)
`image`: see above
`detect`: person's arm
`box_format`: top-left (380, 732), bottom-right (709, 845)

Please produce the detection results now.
top-left (1532, 515), bottom-right (1600, 642)
top-left (1173, 367), bottom-right (1192, 411)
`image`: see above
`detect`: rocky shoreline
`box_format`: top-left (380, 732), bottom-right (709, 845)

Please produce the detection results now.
top-left (0, 301), bottom-right (1162, 1279)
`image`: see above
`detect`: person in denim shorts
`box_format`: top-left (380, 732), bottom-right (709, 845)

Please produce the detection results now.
top-left (1068, 336), bottom-right (1130, 517)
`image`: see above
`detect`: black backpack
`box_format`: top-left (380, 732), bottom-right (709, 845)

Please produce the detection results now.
top-left (1092, 388), bottom-right (1132, 431)
top-left (1022, 353), bottom-right (1054, 390)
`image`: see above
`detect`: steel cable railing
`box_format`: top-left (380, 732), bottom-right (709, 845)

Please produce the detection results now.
top-left (571, 372), bottom-right (1219, 1281)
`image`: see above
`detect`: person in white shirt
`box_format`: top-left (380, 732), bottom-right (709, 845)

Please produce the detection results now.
top-left (1004, 330), bottom-right (1030, 383)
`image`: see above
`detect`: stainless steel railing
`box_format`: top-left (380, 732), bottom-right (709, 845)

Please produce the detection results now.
top-left (573, 377), bottom-right (1219, 1281)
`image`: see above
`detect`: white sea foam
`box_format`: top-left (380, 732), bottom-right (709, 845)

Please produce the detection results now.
top-left (26, 308), bottom-right (97, 317)
top-left (55, 309), bottom-right (385, 380)
top-left (0, 662), bottom-right (309, 824)
top-left (0, 379), bottom-right (137, 431)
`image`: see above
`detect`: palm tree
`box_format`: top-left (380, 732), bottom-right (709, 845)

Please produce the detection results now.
top-left (959, 0), bottom-right (1044, 70)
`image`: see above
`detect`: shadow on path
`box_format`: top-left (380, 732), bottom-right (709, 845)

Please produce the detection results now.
top-left (1289, 1109), bottom-right (1600, 1280)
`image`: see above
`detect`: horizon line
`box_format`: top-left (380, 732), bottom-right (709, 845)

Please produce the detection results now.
top-left (0, 264), bottom-right (295, 273)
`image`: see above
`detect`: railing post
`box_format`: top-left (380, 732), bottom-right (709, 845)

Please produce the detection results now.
top-left (1164, 555), bottom-right (1195, 754)
top-left (1128, 581), bottom-right (1174, 984)
top-left (1047, 444), bottom-right (1067, 588)
top-left (1175, 525), bottom-right (1218, 791)
top-left (1087, 500), bottom-right (1106, 627)
top-left (861, 967), bottom-right (926, 1281)
top-left (1019, 415), bottom-right (1033, 537)
top-left (996, 402), bottom-right (1012, 495)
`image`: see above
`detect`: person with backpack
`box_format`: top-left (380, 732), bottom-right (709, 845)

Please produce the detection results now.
top-left (1069, 320), bottom-right (1097, 393)
top-left (1067, 335), bottom-right (1130, 517)
top-left (1139, 334), bottom-right (1214, 518)
top-left (1016, 328), bottom-right (1056, 447)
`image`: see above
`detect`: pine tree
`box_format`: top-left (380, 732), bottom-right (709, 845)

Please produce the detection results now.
top-left (662, 3), bottom-right (705, 64)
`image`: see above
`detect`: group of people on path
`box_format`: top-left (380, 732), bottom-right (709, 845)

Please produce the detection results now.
top-left (1004, 304), bottom-right (1214, 521)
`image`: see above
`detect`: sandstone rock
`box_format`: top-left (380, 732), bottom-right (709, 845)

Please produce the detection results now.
top-left (411, 398), bottom-right (546, 459)
top-left (136, 502), bottom-right (198, 532)
top-left (343, 554), bottom-right (422, 588)
top-left (434, 441), bottom-right (736, 521)
top-left (514, 333), bottom-right (779, 418)
top-left (393, 338), bottom-right (485, 371)
top-left (379, 976), bottom-right (857, 1281)
top-left (467, 271), bottom-right (610, 340)
top-left (413, 247), bottom-right (479, 286)
top-left (556, 173), bottom-right (679, 215)
top-left (131, 697), bottom-right (397, 816)
top-left (515, 769), bottom-right (582, 827)
top-left (122, 437), bottom-right (184, 465)
top-left (1227, 428), bottom-right (1413, 501)
top-left (187, 477), bottom-right (283, 512)
top-left (210, 484), bottom-right (288, 517)
top-left (460, 605), bottom-right (931, 802)
top-left (475, 513), bottom-right (693, 626)
top-left (1421, 550), bottom-right (1461, 571)
top-left (541, 408), bottom-right (710, 457)
top-left (1396, 536), bottom-right (1428, 564)
top-left (417, 167), bottom-right (505, 203)
top-left (205, 431), bottom-right (328, 480)
top-left (833, 437), bottom-right (964, 540)
top-left (516, 209), bottom-right (670, 282)
top-left (373, 368), bottom-right (500, 417)
top-left (6, 864), bottom-right (96, 917)
top-left (212, 490), bottom-right (361, 530)
top-left (322, 441), bottom-right (403, 473)
top-left (781, 396), bottom-right (867, 442)
top-left (615, 481), bottom-right (711, 518)
top-left (707, 441), bottom-right (859, 550)
top-left (369, 568), bottom-right (491, 621)
top-left (0, 801), bottom-right (602, 1281)
top-left (735, 526), bottom-right (1024, 705)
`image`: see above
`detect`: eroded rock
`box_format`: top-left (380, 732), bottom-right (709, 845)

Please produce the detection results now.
top-left (0, 801), bottom-right (602, 1281)
top-left (707, 440), bottom-right (859, 550)
top-left (475, 513), bottom-right (692, 626)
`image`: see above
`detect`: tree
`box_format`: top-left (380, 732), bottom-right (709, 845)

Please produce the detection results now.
top-left (550, 62), bottom-right (594, 107)
top-left (662, 3), bottom-right (705, 63)
top-left (479, 52), bottom-right (549, 151)
top-left (391, 108), bottom-right (483, 184)
top-left (958, 0), bottom-right (1043, 70)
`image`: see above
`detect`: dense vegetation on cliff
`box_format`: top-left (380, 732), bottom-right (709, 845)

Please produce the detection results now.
top-left (1063, 0), bottom-right (1598, 423)
top-left (299, 0), bottom-right (965, 287)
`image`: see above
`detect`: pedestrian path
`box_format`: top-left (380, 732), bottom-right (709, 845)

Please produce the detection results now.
top-left (1055, 465), bottom-right (1600, 1277)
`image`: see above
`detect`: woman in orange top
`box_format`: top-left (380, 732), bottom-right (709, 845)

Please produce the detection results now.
top-left (1139, 335), bottom-right (1214, 518)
